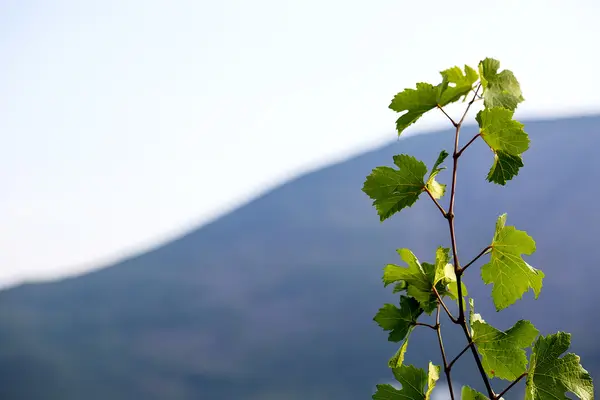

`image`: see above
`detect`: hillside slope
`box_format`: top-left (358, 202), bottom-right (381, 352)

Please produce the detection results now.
top-left (0, 115), bottom-right (598, 399)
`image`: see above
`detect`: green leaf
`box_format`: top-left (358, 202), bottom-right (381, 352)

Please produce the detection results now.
top-left (389, 82), bottom-right (438, 136)
top-left (477, 108), bottom-right (529, 154)
top-left (372, 363), bottom-right (440, 400)
top-left (373, 297), bottom-right (422, 370)
top-left (432, 247), bottom-right (453, 286)
top-left (472, 317), bottom-right (539, 380)
top-left (481, 214), bottom-right (544, 311)
top-left (362, 151), bottom-right (452, 221)
top-left (373, 296), bottom-right (423, 343)
top-left (478, 58), bottom-right (524, 111)
top-left (389, 65), bottom-right (478, 136)
top-left (383, 249), bottom-right (436, 314)
top-left (372, 384), bottom-right (405, 400)
top-left (469, 298), bottom-right (484, 336)
top-left (476, 107), bottom-right (529, 185)
top-left (362, 154), bottom-right (427, 222)
top-left (432, 247), bottom-right (467, 308)
top-left (437, 65), bottom-right (479, 105)
top-left (486, 151), bottom-right (523, 186)
top-left (446, 280), bottom-right (468, 310)
top-left (425, 150), bottom-right (449, 199)
top-left (388, 330), bottom-right (412, 368)
top-left (418, 262), bottom-right (442, 314)
top-left (430, 150), bottom-right (449, 173)
top-left (461, 386), bottom-right (490, 400)
top-left (525, 332), bottom-right (594, 400)
top-left (383, 248), bottom-right (454, 314)
top-left (392, 281), bottom-right (407, 293)
top-left (425, 363), bottom-right (441, 400)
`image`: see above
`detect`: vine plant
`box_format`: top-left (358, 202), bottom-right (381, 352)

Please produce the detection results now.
top-left (363, 58), bottom-right (595, 399)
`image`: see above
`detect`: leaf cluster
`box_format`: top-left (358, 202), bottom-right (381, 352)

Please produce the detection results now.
top-left (364, 58), bottom-right (594, 399)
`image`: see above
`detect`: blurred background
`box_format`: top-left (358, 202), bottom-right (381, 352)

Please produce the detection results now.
top-left (1, 1), bottom-right (599, 399)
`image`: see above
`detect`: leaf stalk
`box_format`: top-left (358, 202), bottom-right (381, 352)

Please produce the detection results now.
top-left (435, 304), bottom-right (455, 400)
top-left (495, 372), bottom-right (527, 399)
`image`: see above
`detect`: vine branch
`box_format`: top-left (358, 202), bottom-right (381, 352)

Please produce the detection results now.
top-left (443, 83), bottom-right (496, 399)
top-left (435, 304), bottom-right (455, 400)
top-left (369, 61), bottom-right (593, 400)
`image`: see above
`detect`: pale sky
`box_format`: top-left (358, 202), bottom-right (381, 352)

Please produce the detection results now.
top-left (2, 0), bottom-right (599, 288)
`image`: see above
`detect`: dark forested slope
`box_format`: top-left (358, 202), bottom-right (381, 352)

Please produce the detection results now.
top-left (0, 115), bottom-right (598, 399)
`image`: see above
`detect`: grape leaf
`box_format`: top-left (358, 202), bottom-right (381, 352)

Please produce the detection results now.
top-left (389, 65), bottom-right (478, 135)
top-left (437, 65), bottom-right (479, 105)
top-left (362, 154), bottom-right (427, 222)
top-left (372, 384), bottom-right (406, 400)
top-left (471, 315), bottom-right (539, 380)
top-left (373, 296), bottom-right (423, 369)
top-left (486, 151), bottom-right (523, 186)
top-left (372, 363), bottom-right (440, 400)
top-left (388, 330), bottom-right (411, 368)
top-left (425, 150), bottom-right (449, 199)
top-left (469, 298), bottom-right (484, 336)
top-left (432, 247), bottom-right (453, 286)
top-left (477, 108), bottom-right (529, 154)
top-left (392, 281), bottom-right (407, 294)
top-left (433, 247), bottom-right (468, 308)
top-left (363, 151), bottom-right (451, 221)
top-left (525, 332), bottom-right (594, 400)
top-left (446, 279), bottom-right (468, 310)
top-left (373, 296), bottom-right (422, 343)
top-left (383, 249), bottom-right (436, 313)
top-left (389, 83), bottom-right (438, 136)
top-left (383, 248), bottom-right (454, 314)
top-left (425, 363), bottom-right (441, 400)
top-left (461, 386), bottom-right (490, 400)
top-left (481, 214), bottom-right (544, 311)
top-left (478, 58), bottom-right (524, 111)
top-left (417, 262), bottom-right (441, 314)
top-left (476, 107), bottom-right (529, 185)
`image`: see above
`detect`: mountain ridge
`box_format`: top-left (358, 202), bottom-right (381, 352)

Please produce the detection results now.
top-left (0, 113), bottom-right (598, 399)
top-left (7, 113), bottom-right (595, 291)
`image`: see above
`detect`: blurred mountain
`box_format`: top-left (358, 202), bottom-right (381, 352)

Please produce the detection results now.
top-left (0, 115), bottom-right (598, 399)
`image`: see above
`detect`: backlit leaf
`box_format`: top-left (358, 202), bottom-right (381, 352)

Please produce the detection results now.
top-left (481, 214), bottom-right (544, 311)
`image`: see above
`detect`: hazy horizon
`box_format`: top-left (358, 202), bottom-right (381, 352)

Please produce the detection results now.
top-left (3, 112), bottom-right (597, 291)
top-left (2, 0), bottom-right (600, 288)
